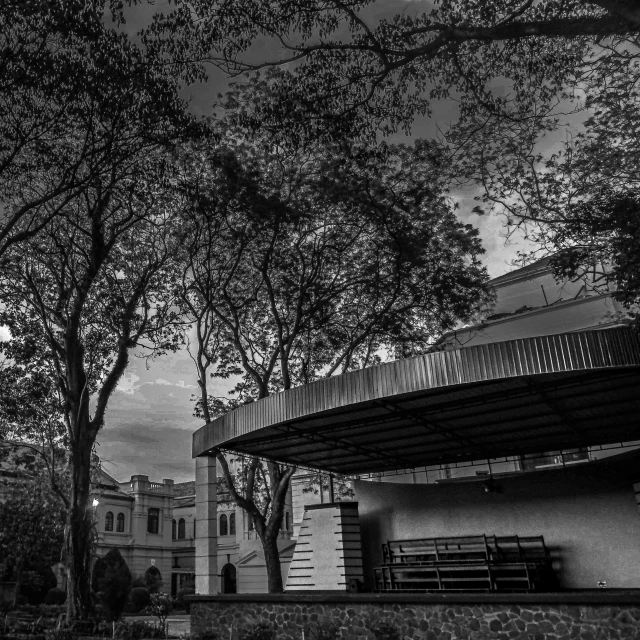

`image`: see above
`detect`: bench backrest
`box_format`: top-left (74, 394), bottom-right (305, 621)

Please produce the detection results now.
top-left (384, 534), bottom-right (548, 564)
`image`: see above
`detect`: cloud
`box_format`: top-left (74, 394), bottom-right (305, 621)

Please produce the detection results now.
top-left (116, 372), bottom-right (140, 395)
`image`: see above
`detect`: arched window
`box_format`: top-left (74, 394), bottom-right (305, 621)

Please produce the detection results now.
top-left (284, 511), bottom-right (290, 532)
top-left (219, 513), bottom-right (228, 536)
top-left (178, 518), bottom-right (185, 539)
top-left (193, 518), bottom-right (196, 538)
top-left (105, 511), bottom-right (114, 532)
top-left (248, 514), bottom-right (254, 531)
top-left (172, 519), bottom-right (177, 540)
top-left (229, 513), bottom-right (236, 536)
top-left (116, 512), bottom-right (125, 532)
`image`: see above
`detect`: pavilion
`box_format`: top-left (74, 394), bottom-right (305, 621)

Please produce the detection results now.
top-left (193, 327), bottom-right (640, 593)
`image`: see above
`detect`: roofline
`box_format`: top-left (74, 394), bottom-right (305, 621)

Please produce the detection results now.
top-left (193, 328), bottom-right (640, 460)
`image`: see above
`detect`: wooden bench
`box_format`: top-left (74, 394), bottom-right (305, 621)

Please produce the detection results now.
top-left (375, 534), bottom-right (552, 593)
top-left (383, 535), bottom-right (491, 565)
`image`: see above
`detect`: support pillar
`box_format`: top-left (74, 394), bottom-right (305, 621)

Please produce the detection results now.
top-left (195, 455), bottom-right (218, 594)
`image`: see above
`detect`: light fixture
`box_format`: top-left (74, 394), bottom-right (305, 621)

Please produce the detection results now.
top-left (483, 477), bottom-right (499, 493)
top-left (92, 498), bottom-right (99, 507)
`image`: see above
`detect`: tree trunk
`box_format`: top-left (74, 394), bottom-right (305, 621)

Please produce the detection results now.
top-left (261, 532), bottom-right (284, 593)
top-left (65, 427), bottom-right (95, 620)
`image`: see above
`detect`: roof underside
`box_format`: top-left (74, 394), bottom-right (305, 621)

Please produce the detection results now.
top-left (193, 329), bottom-right (640, 475)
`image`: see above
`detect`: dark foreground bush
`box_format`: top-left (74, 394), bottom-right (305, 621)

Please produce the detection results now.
top-left (240, 623), bottom-right (276, 640)
top-left (191, 631), bottom-right (218, 640)
top-left (95, 548), bottom-right (132, 622)
top-left (20, 566), bottom-right (58, 605)
top-left (43, 588), bottom-right (66, 606)
top-left (175, 586), bottom-right (194, 613)
top-left (127, 587), bottom-right (151, 613)
top-left (114, 620), bottom-right (164, 640)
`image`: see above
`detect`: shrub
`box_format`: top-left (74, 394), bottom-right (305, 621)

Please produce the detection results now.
top-left (175, 586), bottom-right (194, 614)
top-left (44, 630), bottom-right (73, 640)
top-left (144, 593), bottom-right (173, 635)
top-left (191, 631), bottom-right (217, 640)
top-left (43, 588), bottom-right (66, 606)
top-left (20, 565), bottom-right (58, 605)
top-left (131, 576), bottom-right (146, 589)
top-left (239, 623), bottom-right (275, 640)
top-left (128, 587), bottom-right (151, 613)
top-left (91, 557), bottom-right (108, 593)
top-left (144, 567), bottom-right (162, 594)
top-left (94, 548), bottom-right (132, 622)
top-left (114, 620), bottom-right (165, 640)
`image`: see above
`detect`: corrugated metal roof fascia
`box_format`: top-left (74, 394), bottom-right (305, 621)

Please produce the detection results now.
top-left (192, 328), bottom-right (640, 458)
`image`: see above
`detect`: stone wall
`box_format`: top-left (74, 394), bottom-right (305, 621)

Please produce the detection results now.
top-left (190, 593), bottom-right (640, 640)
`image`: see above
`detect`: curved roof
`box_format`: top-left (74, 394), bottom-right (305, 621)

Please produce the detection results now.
top-left (192, 328), bottom-right (640, 474)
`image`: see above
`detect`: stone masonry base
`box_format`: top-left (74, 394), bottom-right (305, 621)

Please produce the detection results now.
top-left (189, 592), bottom-right (640, 640)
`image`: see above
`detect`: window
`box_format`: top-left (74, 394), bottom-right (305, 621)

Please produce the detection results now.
top-left (193, 518), bottom-right (196, 538)
top-left (116, 512), bottom-right (125, 532)
top-left (284, 511), bottom-right (290, 532)
top-left (105, 511), bottom-right (114, 532)
top-left (178, 518), bottom-right (185, 539)
top-left (219, 513), bottom-right (228, 536)
top-left (147, 508), bottom-right (160, 534)
top-left (172, 519), bottom-right (177, 540)
top-left (229, 513), bottom-right (235, 536)
top-left (520, 448), bottom-right (589, 472)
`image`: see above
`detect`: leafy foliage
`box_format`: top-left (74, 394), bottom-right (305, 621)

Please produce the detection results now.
top-left (19, 566), bottom-right (58, 607)
top-left (43, 589), bottom-right (67, 606)
top-left (447, 38), bottom-right (640, 306)
top-left (128, 587), bottom-right (151, 613)
top-left (0, 455), bottom-right (66, 606)
top-left (93, 548), bottom-right (132, 623)
top-left (114, 620), bottom-right (166, 640)
top-left (143, 593), bottom-right (173, 636)
top-left (142, 0), bottom-right (640, 139)
top-left (180, 74), bottom-right (491, 592)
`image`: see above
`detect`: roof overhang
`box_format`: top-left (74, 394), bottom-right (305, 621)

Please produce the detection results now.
top-left (192, 329), bottom-right (640, 475)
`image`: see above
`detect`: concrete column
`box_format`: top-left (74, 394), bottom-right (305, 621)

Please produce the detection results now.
top-left (195, 455), bottom-right (218, 594)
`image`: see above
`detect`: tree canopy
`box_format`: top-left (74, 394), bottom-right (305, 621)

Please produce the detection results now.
top-left (142, 0), bottom-right (640, 136)
top-left (0, 447), bottom-right (67, 605)
top-left (0, 0), bottom-right (197, 619)
top-left (179, 75), bottom-right (491, 591)
top-left (141, 0), bottom-right (640, 303)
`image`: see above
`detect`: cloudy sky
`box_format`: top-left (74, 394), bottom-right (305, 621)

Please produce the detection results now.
top-left (99, 1), bottom-right (537, 482)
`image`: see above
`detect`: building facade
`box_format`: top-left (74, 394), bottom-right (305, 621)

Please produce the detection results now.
top-left (94, 463), bottom-right (312, 595)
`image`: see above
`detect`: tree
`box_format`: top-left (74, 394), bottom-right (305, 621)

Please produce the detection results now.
top-left (0, 0), bottom-right (189, 256)
top-left (0, 0), bottom-right (199, 621)
top-left (0, 163), bottom-right (187, 618)
top-left (445, 39), bottom-right (640, 306)
top-left (180, 77), bottom-right (491, 591)
top-left (94, 548), bottom-right (132, 623)
top-left (142, 0), bottom-right (640, 138)
top-left (0, 456), bottom-right (66, 606)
